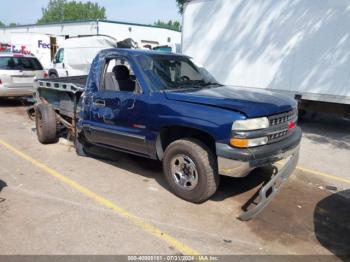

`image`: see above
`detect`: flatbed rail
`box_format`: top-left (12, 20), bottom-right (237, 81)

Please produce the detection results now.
top-left (37, 75), bottom-right (87, 94)
top-left (29, 75), bottom-right (87, 125)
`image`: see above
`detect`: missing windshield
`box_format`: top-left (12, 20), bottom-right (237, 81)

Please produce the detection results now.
top-left (135, 54), bottom-right (220, 91)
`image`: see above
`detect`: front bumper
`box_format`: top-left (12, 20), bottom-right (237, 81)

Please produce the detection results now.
top-left (216, 127), bottom-right (302, 177)
top-left (238, 150), bottom-right (299, 221)
top-left (216, 127), bottom-right (301, 221)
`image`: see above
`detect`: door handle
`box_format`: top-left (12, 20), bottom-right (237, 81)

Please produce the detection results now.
top-left (128, 97), bottom-right (136, 110)
top-left (93, 99), bottom-right (105, 107)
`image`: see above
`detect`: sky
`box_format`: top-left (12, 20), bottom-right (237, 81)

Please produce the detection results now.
top-left (0, 0), bottom-right (182, 26)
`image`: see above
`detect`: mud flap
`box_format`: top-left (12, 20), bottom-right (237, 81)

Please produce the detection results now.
top-left (238, 150), bottom-right (299, 221)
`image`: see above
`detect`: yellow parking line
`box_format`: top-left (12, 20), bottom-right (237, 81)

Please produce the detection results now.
top-left (296, 166), bottom-right (350, 185)
top-left (0, 139), bottom-right (199, 256)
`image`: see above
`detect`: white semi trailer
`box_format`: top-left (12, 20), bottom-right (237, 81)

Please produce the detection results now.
top-left (182, 0), bottom-right (350, 116)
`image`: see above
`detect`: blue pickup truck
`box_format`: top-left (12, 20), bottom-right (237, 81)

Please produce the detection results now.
top-left (33, 49), bottom-right (301, 220)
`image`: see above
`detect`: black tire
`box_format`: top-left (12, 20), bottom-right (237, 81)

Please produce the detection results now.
top-left (35, 103), bottom-right (58, 144)
top-left (49, 73), bottom-right (58, 78)
top-left (75, 133), bottom-right (88, 157)
top-left (163, 138), bottom-right (220, 203)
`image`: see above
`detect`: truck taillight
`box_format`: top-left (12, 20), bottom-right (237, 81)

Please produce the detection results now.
top-left (44, 72), bottom-right (49, 78)
top-left (0, 79), bottom-right (2, 85)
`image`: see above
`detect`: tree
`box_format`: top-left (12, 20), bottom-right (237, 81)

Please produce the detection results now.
top-left (0, 21), bottom-right (5, 27)
top-left (154, 20), bottom-right (181, 31)
top-left (37, 0), bottom-right (106, 24)
top-left (176, 0), bottom-right (189, 14)
top-left (8, 23), bottom-right (19, 27)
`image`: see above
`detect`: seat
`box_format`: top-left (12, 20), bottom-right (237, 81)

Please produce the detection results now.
top-left (113, 65), bottom-right (135, 92)
top-left (104, 72), bottom-right (119, 91)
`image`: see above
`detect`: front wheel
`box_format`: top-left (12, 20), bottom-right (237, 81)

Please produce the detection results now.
top-left (163, 139), bottom-right (220, 203)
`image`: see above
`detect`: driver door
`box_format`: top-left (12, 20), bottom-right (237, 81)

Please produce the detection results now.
top-left (85, 56), bottom-right (150, 156)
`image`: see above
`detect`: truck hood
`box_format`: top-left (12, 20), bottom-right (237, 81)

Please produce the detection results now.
top-left (164, 85), bottom-right (296, 118)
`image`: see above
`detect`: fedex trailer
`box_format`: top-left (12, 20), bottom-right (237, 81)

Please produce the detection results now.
top-left (182, 0), bottom-right (350, 116)
top-left (0, 32), bottom-right (63, 69)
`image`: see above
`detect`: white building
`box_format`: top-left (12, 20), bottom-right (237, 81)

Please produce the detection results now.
top-left (0, 19), bottom-right (181, 53)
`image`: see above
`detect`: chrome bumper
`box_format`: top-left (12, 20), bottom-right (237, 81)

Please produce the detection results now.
top-left (217, 142), bottom-right (300, 221)
top-left (238, 149), bottom-right (299, 221)
top-left (218, 157), bottom-right (252, 178)
top-left (218, 144), bottom-right (300, 178)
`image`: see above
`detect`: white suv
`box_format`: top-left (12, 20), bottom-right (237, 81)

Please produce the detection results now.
top-left (0, 53), bottom-right (47, 97)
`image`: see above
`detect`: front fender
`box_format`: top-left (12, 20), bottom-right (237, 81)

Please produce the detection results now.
top-left (149, 95), bottom-right (246, 144)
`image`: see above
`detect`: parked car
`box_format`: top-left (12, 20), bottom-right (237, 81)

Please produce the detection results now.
top-left (0, 53), bottom-right (47, 97)
top-left (32, 49), bottom-right (301, 221)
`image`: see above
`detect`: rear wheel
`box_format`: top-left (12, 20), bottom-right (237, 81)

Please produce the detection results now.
top-left (35, 103), bottom-right (58, 144)
top-left (163, 138), bottom-right (219, 203)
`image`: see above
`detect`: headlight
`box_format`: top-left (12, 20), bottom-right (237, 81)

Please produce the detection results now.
top-left (230, 137), bottom-right (268, 148)
top-left (231, 117), bottom-right (270, 148)
top-left (232, 117), bottom-right (269, 131)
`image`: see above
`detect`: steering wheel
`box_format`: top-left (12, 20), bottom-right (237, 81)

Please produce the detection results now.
top-left (180, 75), bottom-right (190, 82)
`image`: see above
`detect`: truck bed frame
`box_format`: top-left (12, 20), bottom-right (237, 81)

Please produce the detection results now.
top-left (28, 76), bottom-right (87, 138)
top-left (36, 76), bottom-right (86, 118)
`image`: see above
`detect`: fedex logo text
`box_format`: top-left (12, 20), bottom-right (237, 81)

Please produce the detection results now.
top-left (0, 43), bottom-right (31, 54)
top-left (38, 40), bottom-right (50, 49)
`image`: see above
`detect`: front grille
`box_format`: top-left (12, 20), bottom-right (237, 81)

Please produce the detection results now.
top-left (267, 109), bottom-right (297, 143)
top-left (269, 109), bottom-right (297, 126)
top-left (268, 130), bottom-right (289, 141)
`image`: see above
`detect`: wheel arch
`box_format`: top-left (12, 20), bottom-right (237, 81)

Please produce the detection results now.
top-left (48, 69), bottom-right (58, 77)
top-left (156, 125), bottom-right (216, 160)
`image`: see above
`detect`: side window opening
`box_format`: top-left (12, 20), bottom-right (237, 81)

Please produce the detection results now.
top-left (103, 58), bottom-right (137, 92)
top-left (55, 49), bottom-right (64, 64)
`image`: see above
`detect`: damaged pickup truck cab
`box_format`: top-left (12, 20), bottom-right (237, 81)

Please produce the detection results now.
top-left (33, 49), bottom-right (301, 220)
